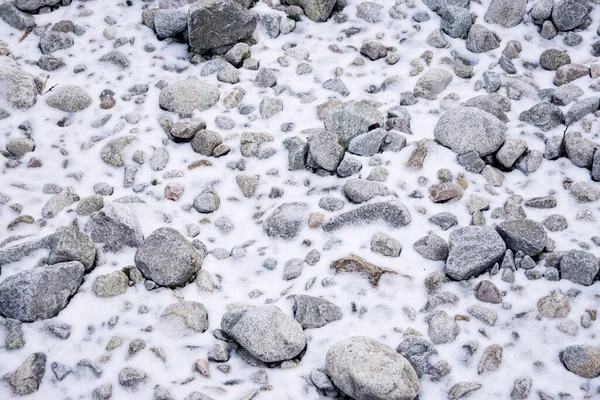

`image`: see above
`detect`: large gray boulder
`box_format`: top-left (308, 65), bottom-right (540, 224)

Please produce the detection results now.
top-left (446, 226), bottom-right (506, 280)
top-left (0, 262), bottom-right (84, 322)
top-left (85, 203), bottom-right (144, 252)
top-left (562, 345), bottom-right (600, 378)
top-left (221, 306), bottom-right (306, 363)
top-left (134, 227), bottom-right (202, 287)
top-left (323, 101), bottom-right (384, 145)
top-left (263, 202), bottom-right (309, 239)
top-left (326, 336), bottom-right (419, 400)
top-left (159, 79), bottom-right (220, 117)
top-left (496, 219), bottom-right (547, 256)
top-left (434, 107), bottom-right (506, 156)
top-left (0, 2), bottom-right (36, 30)
top-left (48, 226), bottom-right (96, 271)
top-left (484, 0), bottom-right (527, 27)
top-left (188, 0), bottom-right (256, 50)
top-left (552, 0), bottom-right (590, 31)
top-left (3, 352), bottom-right (46, 396)
top-left (14, 0), bottom-right (60, 11)
top-left (323, 201), bottom-right (411, 231)
top-left (283, 0), bottom-right (336, 22)
top-left (0, 68), bottom-right (39, 109)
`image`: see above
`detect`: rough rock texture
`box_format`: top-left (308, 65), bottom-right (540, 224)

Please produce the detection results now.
top-left (159, 80), bottom-right (220, 116)
top-left (85, 203), bottom-right (144, 252)
top-left (446, 226), bottom-right (506, 280)
top-left (0, 68), bottom-right (39, 109)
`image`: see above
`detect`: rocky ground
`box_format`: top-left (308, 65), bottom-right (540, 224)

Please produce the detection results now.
top-left (0, 0), bottom-right (600, 399)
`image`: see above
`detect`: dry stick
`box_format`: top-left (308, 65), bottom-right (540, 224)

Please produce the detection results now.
top-left (44, 84), bottom-right (58, 95)
top-left (38, 75), bottom-right (50, 95)
top-left (19, 24), bottom-right (36, 43)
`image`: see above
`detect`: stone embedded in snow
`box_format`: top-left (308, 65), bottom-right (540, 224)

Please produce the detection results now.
top-left (560, 250), bottom-right (599, 286)
top-left (0, 68), bottom-right (39, 109)
top-left (464, 95), bottom-right (509, 122)
top-left (263, 202), bottom-right (309, 239)
top-left (562, 345), bottom-right (600, 379)
top-left (323, 101), bottom-right (384, 145)
top-left (99, 50), bottom-right (130, 70)
top-left (0, 2), bottom-right (35, 30)
top-left (446, 226), bottom-right (506, 280)
top-left (552, 0), bottom-right (590, 32)
top-left (92, 270), bottom-right (129, 298)
top-left (448, 382), bottom-right (482, 400)
top-left (413, 233), bottom-right (448, 261)
top-left (484, 0), bottom-right (527, 27)
top-left (343, 179), bottom-right (390, 204)
top-left (39, 31), bottom-right (73, 54)
top-left (85, 203), bottom-right (144, 252)
top-left (158, 79), bottom-right (220, 117)
top-left (519, 103), bottom-right (564, 131)
top-left (42, 190), bottom-right (80, 218)
top-left (326, 336), bottom-right (419, 400)
top-left (330, 255), bottom-right (397, 287)
top-left (188, 0), bottom-right (256, 50)
top-left (540, 49), bottom-right (571, 71)
top-left (291, 295), bottom-right (342, 329)
top-left (396, 336), bottom-right (438, 378)
top-left (0, 261), bottom-right (84, 322)
top-left (306, 129), bottom-right (345, 172)
top-left (3, 352), bottom-right (46, 396)
top-left (48, 226), bottom-right (96, 271)
top-left (553, 63), bottom-right (590, 86)
top-left (466, 24), bottom-right (500, 53)
top-left (439, 6), bottom-right (472, 39)
top-left (101, 136), bottom-right (137, 167)
top-left (565, 97), bottom-right (600, 125)
top-left (323, 201), bottom-right (411, 232)
top-left (348, 128), bottom-right (386, 156)
top-left (414, 68), bottom-right (453, 99)
top-left (496, 219), bottom-right (547, 256)
top-left (434, 107), bottom-right (506, 156)
top-left (496, 139), bottom-right (527, 168)
top-left (428, 310), bottom-right (460, 344)
top-left (160, 301), bottom-right (209, 335)
top-left (154, 8), bottom-right (187, 38)
top-left (565, 132), bottom-right (597, 168)
top-left (134, 227), bottom-right (202, 287)
top-left (46, 85), bottom-right (92, 112)
top-left (537, 293), bottom-right (570, 318)
top-left (283, 0), bottom-right (336, 22)
top-left (221, 306), bottom-right (306, 363)
top-left (371, 232), bottom-right (402, 257)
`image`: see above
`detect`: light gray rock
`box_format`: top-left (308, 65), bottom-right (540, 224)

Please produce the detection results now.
top-left (46, 85), bottom-right (92, 112)
top-left (570, 181), bottom-right (600, 202)
top-left (0, 2), bottom-right (35, 30)
top-left (326, 336), bottom-right (419, 400)
top-left (348, 128), bottom-right (386, 156)
top-left (0, 262), bottom-right (84, 322)
top-left (307, 129), bottom-right (344, 172)
top-left (496, 219), bottom-right (547, 256)
top-left (520, 103), bottom-right (564, 131)
top-left (413, 234), bottom-right (448, 261)
top-left (552, 0), bottom-right (589, 31)
top-left (42, 190), bottom-right (79, 218)
top-left (496, 139), bottom-right (527, 168)
top-left (464, 95), bottom-right (509, 122)
top-left (193, 190), bottom-right (220, 213)
top-left (414, 68), bottom-right (453, 99)
top-left (356, 1), bottom-right (383, 23)
top-left (3, 352), bottom-right (46, 396)
top-left (283, 0), bottom-right (336, 22)
top-left (371, 232), bottom-right (402, 257)
top-left (565, 97), bottom-right (600, 125)
top-left (553, 63), bottom-right (590, 86)
top-left (92, 270), bottom-right (128, 298)
top-left (118, 367), bottom-right (146, 389)
top-left (446, 226), bottom-right (506, 280)
top-left (0, 68), bottom-right (39, 109)
top-left (323, 101), bottom-right (384, 145)
top-left (221, 306), bottom-right (306, 362)
top-left (323, 201), bottom-right (411, 231)
top-left (85, 203), bottom-right (144, 252)
top-left (191, 130), bottom-right (222, 156)
top-left (291, 295), bottom-right (342, 329)
top-left (484, 0), bottom-right (527, 27)
top-left (159, 80), bottom-right (220, 116)
top-left (396, 336), bottom-right (438, 378)
top-left (154, 9), bottom-right (187, 38)
top-left (99, 50), bottom-right (130, 70)
top-left (552, 83), bottom-right (584, 106)
top-left (48, 226), bottom-right (96, 271)
top-left (540, 49), bottom-right (571, 71)
top-left (263, 202), bottom-right (309, 239)
top-left (39, 31), bottom-right (73, 54)
top-left (448, 382), bottom-right (482, 399)
top-left (439, 6), bottom-right (472, 38)
top-left (478, 344), bottom-right (503, 374)
top-left (565, 132), bottom-right (596, 168)
top-left (77, 195), bottom-right (104, 216)
top-left (160, 301), bottom-right (208, 335)
top-left (343, 179), bottom-right (389, 204)
top-left (560, 250), bottom-right (599, 286)
top-left (283, 258), bottom-right (303, 280)
top-left (466, 24), bottom-right (500, 53)
top-left (283, 136), bottom-right (308, 171)
top-left (428, 311), bottom-right (459, 344)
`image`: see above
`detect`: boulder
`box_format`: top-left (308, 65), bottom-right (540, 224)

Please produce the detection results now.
top-left (446, 226), bottom-right (506, 280)
top-left (159, 79), bottom-right (220, 116)
top-left (85, 203), bottom-right (144, 252)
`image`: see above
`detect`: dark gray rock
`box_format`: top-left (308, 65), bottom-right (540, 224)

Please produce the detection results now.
top-left (519, 103), bottom-right (564, 131)
top-left (291, 295), bottom-right (342, 329)
top-left (396, 336), bottom-right (438, 377)
top-left (118, 367), bottom-right (146, 389)
top-left (439, 6), bottom-right (472, 38)
top-left (429, 212), bottom-right (457, 230)
top-left (0, 2), bottom-right (35, 30)
top-left (540, 49), bottom-right (571, 71)
top-left (3, 352), bottom-right (46, 396)
top-left (496, 219), bottom-right (547, 256)
top-left (552, 0), bottom-right (589, 31)
top-left (560, 250), bottom-right (599, 286)
top-left (446, 226), bottom-right (506, 280)
top-left (323, 201), bottom-right (411, 231)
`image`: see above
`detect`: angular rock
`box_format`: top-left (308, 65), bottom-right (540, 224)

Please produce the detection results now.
top-left (484, 0), bottom-right (527, 27)
top-left (496, 219), bottom-right (547, 256)
top-left (446, 226), bottom-right (506, 280)
top-left (323, 101), bottom-right (384, 145)
top-left (560, 250), bottom-right (599, 286)
top-left (0, 68), bottom-right (39, 109)
top-left (86, 203), bottom-right (144, 252)
top-left (3, 353), bottom-right (46, 396)
top-left (519, 103), bottom-right (564, 131)
top-left (48, 226), bottom-right (96, 271)
top-left (291, 295), bottom-right (342, 329)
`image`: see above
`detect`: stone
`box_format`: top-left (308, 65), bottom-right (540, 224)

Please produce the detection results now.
top-left (46, 86), bottom-right (92, 112)
top-left (283, 0), bottom-right (335, 22)
top-left (191, 130), bottom-right (223, 156)
top-left (565, 97), bottom-right (600, 125)
top-left (356, 1), bottom-right (383, 23)
top-left (291, 295), bottom-right (342, 329)
top-left (428, 311), bottom-right (460, 344)
top-left (154, 9), bottom-right (187, 38)
top-left (241, 132), bottom-right (274, 157)
top-left (371, 232), bottom-right (402, 257)
top-left (326, 336), bottom-right (419, 400)
top-left (337, 155), bottom-right (362, 177)
top-left (448, 382), bottom-right (482, 400)
top-left (100, 136), bottom-right (137, 167)
top-left (0, 262), bottom-right (84, 322)
top-left (429, 183), bottom-right (463, 203)
top-left (426, 28), bottom-right (449, 48)
top-left (570, 181), bottom-right (599, 202)
top-left (86, 203), bottom-right (144, 252)
top-left (188, 0), bottom-right (256, 50)
top-left (306, 130), bottom-right (344, 172)
top-left (413, 234), bottom-right (448, 261)
top-left (48, 226), bottom-right (96, 271)
top-left (323, 201), bottom-right (411, 232)
top-left (221, 306), bottom-right (306, 362)
top-left (496, 219), bottom-right (547, 256)
top-left (464, 95), bottom-right (509, 122)
top-left (330, 255), bottom-right (396, 287)
top-left (540, 49), bottom-right (571, 71)
top-left (254, 67), bottom-right (277, 88)
top-left (562, 345), bottom-right (600, 378)
top-left (99, 50), bottom-right (130, 70)
top-left (92, 271), bottom-right (129, 298)
top-left (396, 336), bottom-right (437, 378)
top-left (475, 280), bottom-right (502, 303)
top-left (484, 0), bottom-right (527, 27)
top-left (446, 226), bottom-right (506, 280)
top-left (77, 195), bottom-right (104, 216)
top-left (118, 367), bottom-right (146, 389)
top-left (159, 80), bottom-right (220, 116)
top-left (552, 0), bottom-right (589, 31)
top-left (323, 101), bottom-right (384, 145)
top-left (348, 128), bottom-right (386, 156)
top-left (553, 63), bottom-right (590, 86)
top-left (467, 305), bottom-right (498, 326)
top-left (434, 107), bottom-right (506, 156)
top-left (283, 258), bottom-right (304, 280)
top-left (466, 24), bottom-right (500, 54)
top-left (0, 68), bottom-right (38, 109)
top-left (360, 41), bottom-right (387, 61)
top-left (3, 353), bottom-right (46, 396)
top-left (519, 103), bottom-right (564, 131)
top-left (283, 137), bottom-right (308, 171)
top-left (439, 6), bottom-right (472, 38)
top-left (263, 202), bottom-right (309, 239)
top-left (478, 344), bottom-right (503, 374)
top-left (160, 301), bottom-right (208, 335)
top-left (39, 31), bottom-right (73, 54)
top-left (0, 2), bottom-right (35, 30)
top-left (343, 179), bottom-right (389, 204)
top-left (560, 250), bottom-right (599, 286)
top-left (414, 68), bottom-right (453, 99)
top-left (538, 293), bottom-right (570, 318)
top-left (259, 98), bottom-right (283, 119)
top-left (552, 83), bottom-right (584, 106)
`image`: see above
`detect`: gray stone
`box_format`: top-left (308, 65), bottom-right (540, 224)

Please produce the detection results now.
top-left (154, 9), bottom-right (187, 38)
top-left (457, 151), bottom-right (486, 173)
top-left (475, 280), bottom-right (501, 303)
top-left (446, 226), bottom-right (506, 280)
top-left (552, 83), bottom-right (584, 106)
top-left (326, 336), bottom-right (419, 400)
top-left (254, 67), bottom-right (277, 88)
top-left (191, 130), bottom-right (222, 156)
top-left (85, 203), bottom-right (144, 252)
top-left (448, 382), bottom-right (482, 400)
top-left (496, 139), bottom-right (527, 168)
top-left (593, 151), bottom-right (600, 181)
top-left (42, 190), bottom-right (80, 218)
top-left (283, 0), bottom-right (335, 22)
top-left (38, 55), bottom-right (65, 71)
top-left (562, 345), bottom-right (600, 378)
top-left (434, 107), bottom-right (506, 156)
top-left (496, 219), bottom-right (547, 256)
top-left (241, 132), bottom-right (274, 157)
top-left (188, 0), bottom-right (256, 50)
top-left (429, 212), bottom-right (457, 230)
top-left (343, 179), bottom-right (389, 204)
top-left (348, 128), bottom-right (386, 156)
top-left (463, 95), bottom-right (509, 122)
top-left (428, 311), bottom-right (460, 344)
top-left (371, 232), bottom-right (402, 257)
top-left (221, 306), bottom-right (306, 362)
top-left (135, 227), bottom-right (202, 287)
top-left (259, 98), bottom-right (283, 119)
top-left (439, 6), bottom-right (472, 38)
top-left (565, 97), bottom-right (600, 125)
top-left (519, 103), bottom-right (564, 131)
top-left (101, 136), bottom-right (137, 168)
top-left (150, 147), bottom-right (169, 171)
top-left (193, 190), bottom-right (220, 213)
top-left (323, 101), bottom-right (384, 145)
top-left (159, 80), bottom-right (219, 116)
top-left (283, 258), bottom-right (303, 280)
top-left (396, 336), bottom-right (438, 378)
top-left (3, 353), bottom-right (46, 396)
top-left (554, 63), bottom-right (589, 86)
top-left (6, 138), bottom-right (34, 158)
top-left (323, 201), bottom-right (411, 231)
top-left (530, 0), bottom-right (553, 20)
top-left (0, 262), bottom-right (84, 322)
top-left (429, 182), bottom-right (463, 203)
top-left (283, 137), bottom-right (308, 171)
top-left (414, 68), bottom-right (453, 99)
top-left (77, 195), bottom-right (104, 216)
top-left (263, 202), bottom-right (309, 239)
top-left (99, 50), bottom-right (131, 70)
top-left (552, 0), bottom-right (589, 31)
top-left (118, 367), bottom-right (146, 389)
top-left (224, 43), bottom-right (250, 67)
top-left (356, 1), bottom-right (383, 23)
top-left (46, 85), bottom-right (92, 112)
top-left (560, 250), bottom-right (599, 286)
top-left (48, 226), bottom-right (96, 271)
top-left (0, 68), bottom-right (39, 109)
top-left (413, 234), bottom-right (448, 261)
top-left (540, 49), bottom-right (571, 71)
top-left (160, 301), bottom-right (208, 335)
top-left (291, 295), bottom-right (342, 329)
top-left (570, 181), bottom-right (599, 202)
top-left (484, 0), bottom-right (527, 27)
top-left (538, 293), bottom-right (570, 318)
top-left (307, 129), bottom-right (344, 172)
top-left (39, 31), bottom-right (73, 54)
top-left (466, 24), bottom-right (500, 53)
top-left (478, 344), bottom-right (503, 374)
top-left (467, 305), bottom-right (498, 326)
top-left (337, 154), bottom-right (362, 177)
top-left (0, 2), bottom-right (35, 30)
top-left (322, 77), bottom-right (349, 96)
top-left (1, 318), bottom-right (25, 350)
top-left (92, 270), bottom-right (128, 298)
top-left (360, 41), bottom-right (387, 61)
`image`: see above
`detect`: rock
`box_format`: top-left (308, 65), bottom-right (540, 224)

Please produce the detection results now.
top-left (0, 2), bottom-right (35, 30)
top-left (428, 311), bottom-right (459, 344)
top-left (291, 295), bottom-right (342, 329)
top-left (76, 195), bottom-right (104, 216)
top-left (100, 136), bottom-right (137, 167)
top-left (283, 137), bottom-right (308, 170)
top-left (348, 128), bottom-right (386, 156)
top-left (484, 0), bottom-right (527, 27)
top-left (552, 83), bottom-right (584, 106)
top-left (565, 97), bottom-right (600, 125)
top-left (188, 0), bottom-right (256, 50)
top-left (1, 318), bottom-right (25, 350)
top-left (323, 101), bottom-right (384, 145)
top-left (254, 67), bottom-right (277, 88)
top-left (511, 377), bottom-right (532, 400)
top-left (330, 255), bottom-right (396, 286)
top-left (191, 130), bottom-right (223, 156)
top-left (224, 43), bottom-right (250, 67)
top-left (240, 132), bottom-right (274, 157)
top-left (519, 103), bottom-right (564, 131)
top-left (343, 179), bottom-right (389, 203)
top-left (396, 336), bottom-right (437, 377)
top-left (540, 49), bottom-right (571, 71)
top-left (448, 382), bottom-right (482, 400)
top-left (562, 345), bottom-right (600, 378)
top-left (3, 353), bottom-right (46, 396)
top-left (326, 336), bottom-right (419, 400)
top-left (464, 95), bottom-right (509, 122)
top-left (552, 0), bottom-right (589, 31)
top-left (467, 305), bottom-right (497, 326)
top-left (160, 301), bottom-right (208, 335)
top-left (496, 219), bottom-right (547, 256)
top-left (570, 181), bottom-right (600, 202)
top-left (193, 190), bottom-right (220, 213)
top-left (434, 107), bottom-right (506, 156)
top-left (263, 202), bottom-right (309, 239)
top-left (323, 201), bottom-right (411, 232)
top-left (356, 1), bottom-right (383, 23)
top-left (525, 196), bottom-right (556, 209)
top-left (259, 98), bottom-right (283, 119)
top-left (429, 182), bottom-right (463, 203)
top-left (86, 203), bottom-right (144, 252)
top-left (221, 306), bottom-right (306, 362)
top-left (159, 80), bottom-right (220, 116)
top-left (92, 271), bottom-right (129, 298)
top-left (475, 280), bottom-right (502, 303)
top-left (553, 63), bottom-right (590, 86)
top-left (39, 31), bottom-right (73, 54)
top-left (154, 9), bottom-right (187, 38)
top-left (0, 68), bottom-right (39, 109)
top-left (496, 140), bottom-right (527, 169)
top-left (283, 0), bottom-right (335, 22)
top-left (439, 6), bottom-right (472, 38)
top-left (414, 68), bottom-right (453, 99)
top-left (565, 132), bottom-right (596, 168)
top-left (446, 226), bottom-right (506, 280)
top-left (48, 226), bottom-right (96, 271)
top-left (42, 190), bottom-right (79, 219)
top-left (118, 367), bottom-right (146, 389)
top-left (560, 250), bottom-right (599, 286)
top-left (538, 293), bottom-right (570, 318)
top-left (413, 234), bottom-right (448, 261)
top-left (478, 344), bottom-right (503, 374)
top-left (99, 50), bottom-right (130, 69)
top-left (172, 118), bottom-right (206, 141)
top-left (360, 41), bottom-right (387, 61)
top-left (0, 262), bottom-right (84, 322)
top-left (371, 232), bottom-right (402, 257)
top-left (322, 77), bottom-right (349, 96)
top-left (46, 86), bottom-right (92, 112)
top-left (466, 24), bottom-right (500, 53)
top-left (283, 258), bottom-right (303, 280)
top-left (337, 154), bottom-right (363, 177)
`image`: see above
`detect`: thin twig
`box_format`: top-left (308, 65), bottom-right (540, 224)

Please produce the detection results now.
top-left (43, 84), bottom-right (58, 95)
top-left (38, 74), bottom-right (50, 95)
top-left (19, 24), bottom-right (36, 43)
